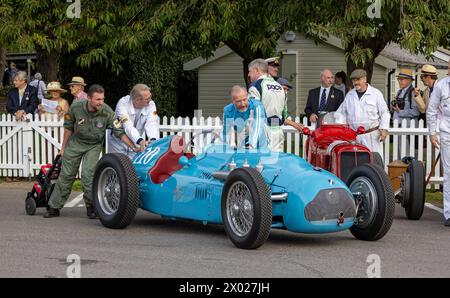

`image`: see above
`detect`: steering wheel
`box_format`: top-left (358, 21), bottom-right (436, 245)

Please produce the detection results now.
top-left (184, 129), bottom-right (223, 153)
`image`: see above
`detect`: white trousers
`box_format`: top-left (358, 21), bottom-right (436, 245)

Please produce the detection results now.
top-left (356, 130), bottom-right (383, 156)
top-left (440, 132), bottom-right (450, 220)
top-left (267, 128), bottom-right (284, 152)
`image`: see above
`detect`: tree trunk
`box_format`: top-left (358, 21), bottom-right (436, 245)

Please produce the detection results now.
top-left (346, 54), bottom-right (375, 84)
top-left (36, 46), bottom-right (61, 82)
top-left (345, 33), bottom-right (395, 86)
top-left (224, 41), bottom-right (264, 88)
top-left (242, 58), bottom-right (251, 88)
top-left (0, 47), bottom-right (6, 87)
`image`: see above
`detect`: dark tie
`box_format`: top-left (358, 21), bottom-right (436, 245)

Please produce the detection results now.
top-left (319, 89), bottom-right (327, 111)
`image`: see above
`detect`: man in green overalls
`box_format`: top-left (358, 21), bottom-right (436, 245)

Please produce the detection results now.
top-left (44, 84), bottom-right (138, 218)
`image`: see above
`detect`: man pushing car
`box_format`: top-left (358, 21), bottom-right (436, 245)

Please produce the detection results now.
top-left (44, 85), bottom-right (137, 219)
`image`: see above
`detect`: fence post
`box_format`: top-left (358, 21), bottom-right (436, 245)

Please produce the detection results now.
top-left (22, 121), bottom-right (33, 179)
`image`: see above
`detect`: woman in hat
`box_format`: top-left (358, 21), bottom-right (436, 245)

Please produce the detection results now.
top-left (38, 81), bottom-right (70, 120)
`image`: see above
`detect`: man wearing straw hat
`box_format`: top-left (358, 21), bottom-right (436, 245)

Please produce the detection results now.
top-left (67, 76), bottom-right (88, 103)
top-left (391, 69), bottom-right (421, 127)
top-left (414, 64), bottom-right (439, 114)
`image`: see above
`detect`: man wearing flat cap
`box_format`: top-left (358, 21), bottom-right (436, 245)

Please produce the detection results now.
top-left (391, 69), bottom-right (421, 127)
top-left (265, 57), bottom-right (280, 80)
top-left (336, 69), bottom-right (390, 154)
top-left (414, 64), bottom-right (439, 114)
top-left (67, 76), bottom-right (88, 103)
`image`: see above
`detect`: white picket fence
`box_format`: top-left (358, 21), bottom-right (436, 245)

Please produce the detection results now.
top-left (0, 114), bottom-right (443, 187)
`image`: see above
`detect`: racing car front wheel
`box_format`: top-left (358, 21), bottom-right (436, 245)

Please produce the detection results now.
top-left (221, 168), bottom-right (272, 249)
top-left (347, 164), bottom-right (395, 241)
top-left (371, 152), bottom-right (384, 168)
top-left (93, 153), bottom-right (140, 229)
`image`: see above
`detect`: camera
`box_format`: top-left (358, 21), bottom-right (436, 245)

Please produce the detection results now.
top-left (391, 97), bottom-right (405, 110)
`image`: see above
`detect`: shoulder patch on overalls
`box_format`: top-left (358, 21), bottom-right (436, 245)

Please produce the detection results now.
top-left (113, 115), bottom-right (129, 128)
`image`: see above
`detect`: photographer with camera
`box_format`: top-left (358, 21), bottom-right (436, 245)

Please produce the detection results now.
top-left (392, 69), bottom-right (421, 158)
top-left (391, 69), bottom-right (421, 127)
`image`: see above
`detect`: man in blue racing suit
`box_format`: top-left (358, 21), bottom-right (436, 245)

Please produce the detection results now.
top-left (223, 85), bottom-right (269, 149)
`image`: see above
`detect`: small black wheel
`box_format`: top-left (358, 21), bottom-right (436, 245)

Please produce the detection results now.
top-left (93, 153), bottom-right (140, 229)
top-left (347, 164), bottom-right (395, 241)
top-left (372, 152), bottom-right (384, 168)
top-left (25, 193), bottom-right (37, 216)
top-left (404, 160), bottom-right (425, 220)
top-left (221, 168), bottom-right (272, 249)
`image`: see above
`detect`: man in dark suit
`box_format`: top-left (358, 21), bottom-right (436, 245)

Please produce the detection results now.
top-left (304, 69), bottom-right (344, 125)
top-left (7, 71), bottom-right (38, 121)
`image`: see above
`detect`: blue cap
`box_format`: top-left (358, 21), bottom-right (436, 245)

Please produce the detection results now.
top-left (277, 77), bottom-right (293, 89)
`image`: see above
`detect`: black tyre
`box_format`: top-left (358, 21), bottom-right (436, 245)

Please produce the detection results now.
top-left (372, 152), bottom-right (384, 168)
top-left (25, 193), bottom-right (36, 216)
top-left (347, 164), bottom-right (395, 241)
top-left (93, 153), bottom-right (140, 229)
top-left (221, 168), bottom-right (272, 249)
top-left (404, 160), bottom-right (425, 220)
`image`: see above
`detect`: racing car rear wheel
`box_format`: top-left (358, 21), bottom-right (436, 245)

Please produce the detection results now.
top-left (347, 164), bottom-right (395, 241)
top-left (221, 168), bottom-right (272, 249)
top-left (404, 160), bottom-right (425, 220)
top-left (25, 193), bottom-right (36, 216)
top-left (93, 153), bottom-right (139, 229)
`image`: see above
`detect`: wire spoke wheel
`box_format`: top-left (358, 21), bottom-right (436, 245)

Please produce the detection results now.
top-left (226, 181), bottom-right (254, 237)
top-left (221, 168), bottom-right (272, 249)
top-left (97, 167), bottom-right (121, 216)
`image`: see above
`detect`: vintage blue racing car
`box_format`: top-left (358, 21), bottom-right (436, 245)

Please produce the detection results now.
top-left (93, 131), bottom-right (394, 249)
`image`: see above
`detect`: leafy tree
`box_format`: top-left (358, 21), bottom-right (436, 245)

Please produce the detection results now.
top-left (125, 0), bottom-right (450, 83)
top-left (0, 1), bottom-right (198, 116)
top-left (0, 47), bottom-right (5, 86)
top-left (81, 1), bottom-right (321, 84)
top-left (0, 0), bottom-right (75, 81)
top-left (0, 0), bottom-right (153, 81)
top-left (300, 0), bottom-right (450, 81)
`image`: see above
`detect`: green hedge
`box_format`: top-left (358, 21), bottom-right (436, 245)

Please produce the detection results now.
top-left (59, 50), bottom-right (197, 117)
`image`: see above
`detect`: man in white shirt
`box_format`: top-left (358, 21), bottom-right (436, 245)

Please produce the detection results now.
top-left (108, 84), bottom-right (160, 159)
top-left (427, 60), bottom-right (450, 226)
top-left (248, 59), bottom-right (303, 152)
top-left (336, 69), bottom-right (390, 154)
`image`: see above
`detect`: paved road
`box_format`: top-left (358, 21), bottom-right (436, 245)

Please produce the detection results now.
top-left (0, 182), bottom-right (448, 278)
